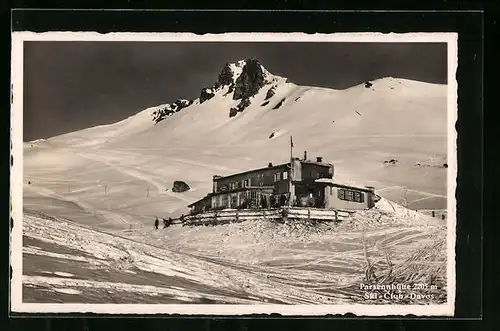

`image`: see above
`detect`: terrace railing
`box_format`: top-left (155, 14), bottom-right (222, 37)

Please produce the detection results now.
top-left (182, 207), bottom-right (354, 227)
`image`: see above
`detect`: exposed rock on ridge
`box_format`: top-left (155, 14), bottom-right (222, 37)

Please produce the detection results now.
top-left (153, 99), bottom-right (193, 123)
top-left (217, 62), bottom-right (234, 87)
top-left (199, 88), bottom-right (215, 104)
top-left (229, 98), bottom-right (251, 118)
top-left (153, 58), bottom-right (275, 123)
top-left (233, 58), bottom-right (267, 100)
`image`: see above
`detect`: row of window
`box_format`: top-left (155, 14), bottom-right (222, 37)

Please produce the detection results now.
top-left (273, 171), bottom-right (288, 182)
top-left (337, 188), bottom-right (365, 203)
top-left (220, 172), bottom-right (289, 191)
top-left (213, 191), bottom-right (262, 208)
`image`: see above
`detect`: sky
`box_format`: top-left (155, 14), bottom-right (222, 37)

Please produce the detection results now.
top-left (23, 41), bottom-right (447, 141)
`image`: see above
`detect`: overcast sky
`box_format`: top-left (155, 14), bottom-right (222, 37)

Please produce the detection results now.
top-left (23, 41), bottom-right (447, 141)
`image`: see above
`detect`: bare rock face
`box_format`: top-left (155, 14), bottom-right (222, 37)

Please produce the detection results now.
top-left (233, 58), bottom-right (266, 100)
top-left (200, 88), bottom-right (215, 104)
top-left (229, 98), bottom-right (251, 118)
top-left (172, 181), bottom-right (190, 193)
top-left (217, 62), bottom-right (234, 87)
top-left (265, 85), bottom-right (276, 100)
top-left (152, 99), bottom-right (193, 123)
top-left (174, 99), bottom-right (192, 109)
top-left (223, 83), bottom-right (235, 97)
top-left (229, 108), bottom-right (238, 118)
top-left (272, 98), bottom-right (286, 109)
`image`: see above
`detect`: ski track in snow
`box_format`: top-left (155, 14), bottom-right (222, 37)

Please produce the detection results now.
top-left (21, 200), bottom-right (445, 304)
top-left (76, 151), bottom-right (192, 203)
top-left (23, 212), bottom-right (360, 304)
top-left (24, 184), bottom-right (132, 226)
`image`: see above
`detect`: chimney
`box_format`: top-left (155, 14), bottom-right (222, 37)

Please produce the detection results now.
top-left (213, 175), bottom-right (221, 193)
top-left (316, 156), bottom-right (323, 163)
top-left (303, 150), bottom-right (307, 161)
top-left (268, 162), bottom-right (273, 167)
top-left (365, 186), bottom-right (375, 193)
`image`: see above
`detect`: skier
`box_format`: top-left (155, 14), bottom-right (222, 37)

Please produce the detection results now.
top-left (163, 218), bottom-right (168, 229)
top-left (154, 217), bottom-right (159, 230)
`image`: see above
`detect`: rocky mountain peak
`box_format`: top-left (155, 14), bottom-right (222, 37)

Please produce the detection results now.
top-left (153, 58), bottom-right (282, 123)
top-left (217, 62), bottom-right (234, 87)
top-left (232, 57), bottom-right (268, 100)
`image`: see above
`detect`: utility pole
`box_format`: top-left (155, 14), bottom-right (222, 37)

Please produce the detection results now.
top-left (288, 136), bottom-right (294, 207)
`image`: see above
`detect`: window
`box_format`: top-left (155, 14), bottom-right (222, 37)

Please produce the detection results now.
top-left (338, 189), bottom-right (345, 200)
top-left (338, 188), bottom-right (365, 203)
top-left (249, 191), bottom-right (259, 206)
top-left (274, 172), bottom-right (281, 182)
top-left (231, 195), bottom-right (237, 207)
top-left (244, 179), bottom-right (250, 187)
top-left (283, 171), bottom-right (288, 180)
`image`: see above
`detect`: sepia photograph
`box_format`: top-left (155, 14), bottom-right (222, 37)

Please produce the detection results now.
top-left (10, 32), bottom-right (457, 316)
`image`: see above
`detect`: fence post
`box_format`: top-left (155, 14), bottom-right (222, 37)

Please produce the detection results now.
top-left (214, 211), bottom-right (218, 225)
top-left (263, 209), bottom-right (266, 221)
top-left (334, 210), bottom-right (338, 222)
top-left (282, 207), bottom-right (288, 224)
top-left (307, 208), bottom-right (311, 221)
top-left (236, 209), bottom-right (239, 223)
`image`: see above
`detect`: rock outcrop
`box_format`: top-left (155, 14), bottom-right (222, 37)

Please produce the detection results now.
top-left (172, 181), bottom-right (191, 192)
top-left (265, 85), bottom-right (276, 100)
top-left (199, 88), bottom-right (215, 104)
top-left (272, 98), bottom-right (286, 109)
top-left (264, 85), bottom-right (276, 100)
top-left (233, 58), bottom-right (266, 100)
top-left (217, 62), bottom-right (234, 87)
top-left (153, 99), bottom-right (193, 123)
top-left (229, 98), bottom-right (251, 118)
top-left (152, 58), bottom-right (275, 123)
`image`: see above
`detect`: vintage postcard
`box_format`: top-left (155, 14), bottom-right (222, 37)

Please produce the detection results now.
top-left (10, 32), bottom-right (457, 316)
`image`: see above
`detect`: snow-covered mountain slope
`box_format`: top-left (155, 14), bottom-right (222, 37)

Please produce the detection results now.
top-left (24, 58), bottom-right (449, 228)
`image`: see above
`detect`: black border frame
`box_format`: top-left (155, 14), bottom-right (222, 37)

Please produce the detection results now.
top-left (7, 8), bottom-right (486, 330)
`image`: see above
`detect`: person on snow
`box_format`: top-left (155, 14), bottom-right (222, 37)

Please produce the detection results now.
top-left (163, 218), bottom-right (168, 228)
top-left (154, 217), bottom-right (159, 230)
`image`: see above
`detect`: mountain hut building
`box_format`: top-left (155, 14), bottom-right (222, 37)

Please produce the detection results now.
top-left (188, 153), bottom-right (379, 214)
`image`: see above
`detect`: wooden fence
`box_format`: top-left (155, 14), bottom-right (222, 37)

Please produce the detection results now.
top-left (182, 207), bottom-right (355, 227)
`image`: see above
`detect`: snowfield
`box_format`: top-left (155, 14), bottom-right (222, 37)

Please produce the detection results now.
top-left (21, 61), bottom-right (450, 305)
top-left (23, 201), bottom-right (446, 304)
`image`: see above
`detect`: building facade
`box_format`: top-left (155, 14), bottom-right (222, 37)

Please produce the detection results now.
top-left (188, 154), bottom-right (378, 214)
top-left (318, 180), bottom-right (379, 211)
